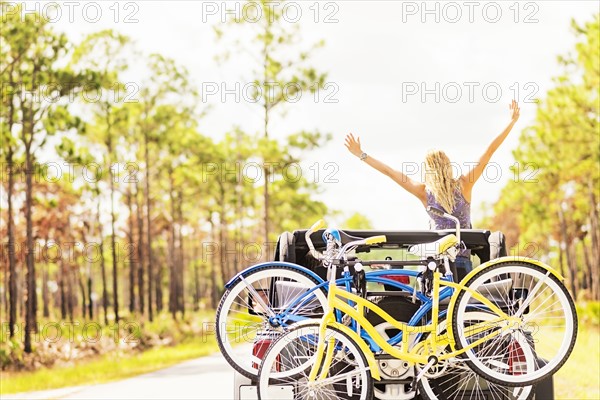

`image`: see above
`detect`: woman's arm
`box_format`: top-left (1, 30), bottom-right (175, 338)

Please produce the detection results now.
top-left (345, 133), bottom-right (427, 205)
top-left (461, 100), bottom-right (520, 199)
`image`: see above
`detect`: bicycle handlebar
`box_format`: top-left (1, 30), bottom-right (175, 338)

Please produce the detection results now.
top-left (310, 219), bottom-right (326, 232)
top-left (305, 220), bottom-right (386, 262)
top-left (305, 220), bottom-right (324, 260)
top-left (365, 235), bottom-right (386, 245)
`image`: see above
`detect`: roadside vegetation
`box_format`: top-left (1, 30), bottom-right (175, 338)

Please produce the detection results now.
top-left (0, 311), bottom-right (218, 394)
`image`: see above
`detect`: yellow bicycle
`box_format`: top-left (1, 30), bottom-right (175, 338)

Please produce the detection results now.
top-left (257, 209), bottom-right (577, 400)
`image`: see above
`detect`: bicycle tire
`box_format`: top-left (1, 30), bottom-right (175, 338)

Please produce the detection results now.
top-left (451, 261), bottom-right (577, 386)
top-left (216, 265), bottom-right (328, 380)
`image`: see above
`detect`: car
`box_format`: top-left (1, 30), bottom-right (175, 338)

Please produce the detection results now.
top-left (232, 227), bottom-right (554, 400)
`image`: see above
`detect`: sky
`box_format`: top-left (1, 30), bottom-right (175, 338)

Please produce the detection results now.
top-left (24, 0), bottom-right (600, 230)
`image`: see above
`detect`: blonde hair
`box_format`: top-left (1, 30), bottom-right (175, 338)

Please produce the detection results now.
top-left (424, 150), bottom-right (458, 213)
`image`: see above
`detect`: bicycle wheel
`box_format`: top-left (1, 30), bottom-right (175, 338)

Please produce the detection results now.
top-left (419, 311), bottom-right (535, 400)
top-left (216, 265), bottom-right (328, 379)
top-left (451, 261), bottom-right (577, 386)
top-left (257, 322), bottom-right (374, 400)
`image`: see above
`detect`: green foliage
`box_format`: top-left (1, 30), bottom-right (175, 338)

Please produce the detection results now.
top-left (489, 14), bottom-right (599, 299)
top-left (0, 0), bottom-right (332, 373)
top-left (0, 1), bottom-right (99, 166)
top-left (343, 213), bottom-right (374, 230)
top-left (577, 301), bottom-right (600, 327)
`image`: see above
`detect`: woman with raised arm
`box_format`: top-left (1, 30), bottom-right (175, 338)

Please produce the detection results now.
top-left (345, 100), bottom-right (520, 280)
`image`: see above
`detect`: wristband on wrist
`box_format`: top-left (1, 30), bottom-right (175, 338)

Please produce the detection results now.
top-left (359, 152), bottom-right (368, 161)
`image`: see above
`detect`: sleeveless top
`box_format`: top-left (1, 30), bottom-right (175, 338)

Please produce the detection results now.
top-left (425, 186), bottom-right (472, 258)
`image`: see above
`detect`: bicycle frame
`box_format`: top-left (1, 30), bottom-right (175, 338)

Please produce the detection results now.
top-left (308, 267), bottom-right (523, 383)
top-left (274, 255), bottom-right (564, 334)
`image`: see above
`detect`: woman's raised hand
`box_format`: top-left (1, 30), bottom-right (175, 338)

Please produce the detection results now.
top-left (510, 99), bottom-right (520, 122)
top-left (344, 133), bottom-right (362, 157)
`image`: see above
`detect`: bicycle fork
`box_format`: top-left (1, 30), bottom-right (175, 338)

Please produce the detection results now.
top-left (308, 311), bottom-right (336, 383)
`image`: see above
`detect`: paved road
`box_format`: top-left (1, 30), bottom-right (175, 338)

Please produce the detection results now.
top-left (3, 346), bottom-right (250, 400)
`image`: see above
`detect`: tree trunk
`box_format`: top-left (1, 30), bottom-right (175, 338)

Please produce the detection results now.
top-left (571, 238), bottom-right (580, 295)
top-left (234, 169), bottom-right (243, 279)
top-left (558, 207), bottom-right (577, 297)
top-left (582, 237), bottom-right (593, 296)
top-left (168, 171), bottom-right (176, 318)
top-left (42, 263), bottom-right (50, 318)
top-left (82, 228), bottom-right (94, 320)
top-left (59, 261), bottom-right (67, 320)
top-left (135, 181), bottom-right (145, 314)
top-left (17, 261), bottom-right (23, 323)
top-left (558, 240), bottom-right (566, 279)
top-left (568, 240), bottom-right (579, 297)
top-left (176, 190), bottom-right (185, 316)
top-left (6, 68), bottom-right (18, 338)
top-left (155, 251), bottom-right (163, 313)
top-left (87, 273), bottom-right (93, 320)
top-left (209, 215), bottom-right (220, 309)
top-left (102, 107), bottom-right (120, 322)
top-left (218, 183), bottom-right (231, 286)
top-left (77, 266), bottom-right (87, 319)
top-left (588, 180), bottom-right (599, 299)
top-left (193, 261), bottom-right (200, 311)
top-left (108, 161), bottom-right (119, 322)
top-left (2, 264), bottom-right (7, 317)
top-left (24, 143), bottom-right (36, 353)
top-left (67, 267), bottom-right (74, 321)
top-left (263, 167), bottom-right (269, 261)
top-left (262, 36), bottom-right (270, 258)
top-left (82, 227), bottom-right (94, 321)
top-left (168, 232), bottom-right (176, 317)
top-left (193, 229), bottom-right (202, 310)
top-left (127, 187), bottom-right (136, 314)
top-left (97, 198), bottom-right (109, 325)
top-left (7, 150), bottom-right (17, 337)
top-left (144, 130), bottom-right (154, 321)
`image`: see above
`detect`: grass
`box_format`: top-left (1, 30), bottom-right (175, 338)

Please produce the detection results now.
top-left (532, 301), bottom-right (600, 399)
top-left (0, 310), bottom-right (218, 395)
top-left (0, 337), bottom-right (219, 395)
top-left (552, 324), bottom-right (600, 399)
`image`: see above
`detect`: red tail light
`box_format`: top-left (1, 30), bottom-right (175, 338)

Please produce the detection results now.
top-left (252, 332), bottom-right (280, 371)
top-left (508, 340), bottom-right (527, 375)
top-left (252, 338), bottom-right (271, 369)
top-left (382, 275), bottom-right (410, 285)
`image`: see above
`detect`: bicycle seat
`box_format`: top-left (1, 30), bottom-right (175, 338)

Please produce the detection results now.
top-left (338, 230), bottom-right (367, 245)
top-left (408, 234), bottom-right (458, 258)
